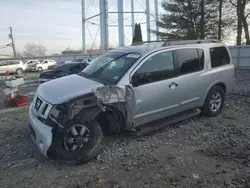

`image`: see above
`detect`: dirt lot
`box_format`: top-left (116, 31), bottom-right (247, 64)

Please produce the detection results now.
top-left (0, 70), bottom-right (250, 188)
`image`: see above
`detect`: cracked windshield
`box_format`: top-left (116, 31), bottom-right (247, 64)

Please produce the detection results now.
top-left (0, 0), bottom-right (249, 188)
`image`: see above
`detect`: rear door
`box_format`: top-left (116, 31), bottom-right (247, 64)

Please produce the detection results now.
top-left (8, 60), bottom-right (19, 72)
top-left (173, 48), bottom-right (206, 111)
top-left (130, 50), bottom-right (180, 126)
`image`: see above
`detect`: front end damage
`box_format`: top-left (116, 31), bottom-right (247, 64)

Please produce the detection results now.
top-left (46, 85), bottom-right (136, 159)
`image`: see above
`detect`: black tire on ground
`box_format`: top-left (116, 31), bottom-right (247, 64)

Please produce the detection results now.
top-left (16, 68), bottom-right (23, 75)
top-left (201, 85), bottom-right (225, 117)
top-left (48, 120), bottom-right (103, 164)
top-left (38, 67), bottom-right (43, 72)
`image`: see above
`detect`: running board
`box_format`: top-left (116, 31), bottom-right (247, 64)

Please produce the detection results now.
top-left (134, 108), bottom-right (201, 136)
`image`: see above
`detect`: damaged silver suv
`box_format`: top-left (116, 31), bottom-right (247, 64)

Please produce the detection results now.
top-left (28, 40), bottom-right (235, 163)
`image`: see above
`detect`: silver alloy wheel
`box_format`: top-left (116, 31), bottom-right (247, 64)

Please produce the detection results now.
top-left (209, 92), bottom-right (222, 112)
top-left (17, 69), bottom-right (23, 75)
top-left (63, 124), bottom-right (90, 152)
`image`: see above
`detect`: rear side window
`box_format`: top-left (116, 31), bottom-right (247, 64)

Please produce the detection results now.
top-left (176, 49), bottom-right (204, 75)
top-left (210, 47), bottom-right (230, 68)
top-left (9, 61), bottom-right (20, 65)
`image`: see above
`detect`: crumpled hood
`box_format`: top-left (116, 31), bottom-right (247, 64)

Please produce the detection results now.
top-left (37, 74), bottom-right (103, 104)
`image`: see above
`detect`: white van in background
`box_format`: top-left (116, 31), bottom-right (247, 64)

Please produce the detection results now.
top-left (0, 60), bottom-right (25, 74)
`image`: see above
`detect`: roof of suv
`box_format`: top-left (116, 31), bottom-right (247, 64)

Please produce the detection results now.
top-left (112, 39), bottom-right (226, 56)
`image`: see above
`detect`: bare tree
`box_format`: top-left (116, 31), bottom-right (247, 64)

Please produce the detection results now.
top-left (218, 0), bottom-right (223, 40)
top-left (15, 51), bottom-right (23, 58)
top-left (230, 0), bottom-right (250, 45)
top-left (36, 44), bottom-right (47, 56)
top-left (23, 43), bottom-right (47, 57)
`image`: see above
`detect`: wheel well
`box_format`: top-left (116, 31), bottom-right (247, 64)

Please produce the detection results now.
top-left (215, 83), bottom-right (226, 93)
top-left (96, 108), bottom-right (125, 135)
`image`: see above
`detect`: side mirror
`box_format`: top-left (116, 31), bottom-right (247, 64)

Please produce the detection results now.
top-left (131, 74), bottom-right (141, 87)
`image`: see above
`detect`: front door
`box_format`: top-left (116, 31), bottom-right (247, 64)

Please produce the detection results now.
top-left (42, 61), bottom-right (49, 69)
top-left (130, 50), bottom-right (180, 126)
top-left (8, 60), bottom-right (18, 72)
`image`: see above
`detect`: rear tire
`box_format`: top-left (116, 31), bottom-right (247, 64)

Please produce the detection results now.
top-left (48, 120), bottom-right (103, 164)
top-left (37, 67), bottom-right (43, 72)
top-left (16, 68), bottom-right (23, 75)
top-left (201, 86), bottom-right (225, 117)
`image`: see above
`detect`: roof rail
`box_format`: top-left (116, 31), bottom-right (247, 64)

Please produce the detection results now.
top-left (131, 41), bottom-right (165, 46)
top-left (163, 39), bottom-right (220, 46)
top-left (131, 39), bottom-right (221, 47)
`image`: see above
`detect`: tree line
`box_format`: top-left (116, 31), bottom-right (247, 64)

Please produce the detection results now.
top-left (151, 0), bottom-right (250, 45)
top-left (16, 43), bottom-right (47, 58)
top-left (131, 0), bottom-right (250, 45)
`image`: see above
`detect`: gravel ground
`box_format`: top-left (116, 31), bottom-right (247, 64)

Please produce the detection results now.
top-left (0, 70), bottom-right (250, 188)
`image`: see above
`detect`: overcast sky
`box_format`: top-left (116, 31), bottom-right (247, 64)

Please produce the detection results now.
top-left (0, 0), bottom-right (162, 55)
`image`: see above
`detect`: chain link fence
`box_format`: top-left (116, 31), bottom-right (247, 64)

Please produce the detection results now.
top-left (0, 53), bottom-right (100, 64)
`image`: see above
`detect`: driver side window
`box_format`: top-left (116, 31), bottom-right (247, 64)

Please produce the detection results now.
top-left (132, 51), bottom-right (175, 86)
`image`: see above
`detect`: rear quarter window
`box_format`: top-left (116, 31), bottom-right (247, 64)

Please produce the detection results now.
top-left (175, 48), bottom-right (204, 75)
top-left (210, 47), bottom-right (230, 68)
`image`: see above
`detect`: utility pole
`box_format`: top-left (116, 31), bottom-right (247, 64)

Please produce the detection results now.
top-left (9, 26), bottom-right (16, 57)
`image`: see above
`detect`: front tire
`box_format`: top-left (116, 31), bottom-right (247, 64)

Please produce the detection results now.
top-left (201, 86), bottom-right (225, 117)
top-left (16, 68), bottom-right (23, 75)
top-left (48, 120), bottom-right (103, 164)
top-left (37, 67), bottom-right (43, 72)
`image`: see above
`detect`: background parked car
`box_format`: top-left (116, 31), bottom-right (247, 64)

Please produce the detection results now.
top-left (24, 60), bottom-right (41, 71)
top-left (28, 59), bottom-right (56, 72)
top-left (75, 58), bottom-right (91, 63)
top-left (38, 61), bottom-right (89, 83)
top-left (0, 60), bottom-right (25, 74)
top-left (47, 60), bottom-right (72, 70)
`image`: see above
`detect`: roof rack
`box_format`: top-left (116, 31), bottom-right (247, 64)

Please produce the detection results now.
top-left (163, 39), bottom-right (220, 46)
top-left (131, 40), bottom-right (165, 46)
top-left (131, 39), bottom-right (220, 47)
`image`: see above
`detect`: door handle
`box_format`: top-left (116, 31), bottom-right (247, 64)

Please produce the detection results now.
top-left (169, 82), bottom-right (179, 89)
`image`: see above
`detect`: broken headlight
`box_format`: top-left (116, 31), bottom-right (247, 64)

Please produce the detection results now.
top-left (67, 98), bottom-right (87, 120)
top-left (94, 86), bottom-right (126, 104)
top-left (49, 94), bottom-right (97, 126)
top-left (48, 105), bottom-right (65, 127)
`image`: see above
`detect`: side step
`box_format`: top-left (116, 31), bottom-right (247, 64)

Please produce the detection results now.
top-left (134, 108), bottom-right (201, 136)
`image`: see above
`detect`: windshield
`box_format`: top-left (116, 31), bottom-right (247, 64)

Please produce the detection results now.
top-left (79, 51), bottom-right (141, 85)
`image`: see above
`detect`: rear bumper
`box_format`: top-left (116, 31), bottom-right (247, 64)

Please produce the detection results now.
top-left (28, 105), bottom-right (53, 157)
